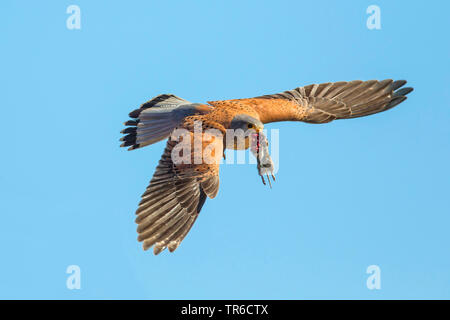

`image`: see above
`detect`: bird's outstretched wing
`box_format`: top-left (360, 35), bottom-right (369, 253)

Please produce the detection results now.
top-left (135, 123), bottom-right (222, 255)
top-left (209, 80), bottom-right (413, 124)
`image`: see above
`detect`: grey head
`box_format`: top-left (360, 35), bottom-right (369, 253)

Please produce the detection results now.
top-left (229, 114), bottom-right (264, 132)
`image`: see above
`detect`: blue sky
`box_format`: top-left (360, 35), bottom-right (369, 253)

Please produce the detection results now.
top-left (1, 0), bottom-right (449, 299)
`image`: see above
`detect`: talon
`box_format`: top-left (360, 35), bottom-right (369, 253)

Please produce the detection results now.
top-left (271, 174), bottom-right (276, 181)
top-left (267, 174), bottom-right (272, 188)
top-left (261, 175), bottom-right (266, 185)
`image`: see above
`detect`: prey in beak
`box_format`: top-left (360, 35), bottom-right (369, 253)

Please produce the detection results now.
top-left (249, 129), bottom-right (275, 188)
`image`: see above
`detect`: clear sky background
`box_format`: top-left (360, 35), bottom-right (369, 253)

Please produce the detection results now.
top-left (1, 1), bottom-right (449, 299)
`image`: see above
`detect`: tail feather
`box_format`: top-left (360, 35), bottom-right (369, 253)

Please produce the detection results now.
top-left (120, 94), bottom-right (212, 150)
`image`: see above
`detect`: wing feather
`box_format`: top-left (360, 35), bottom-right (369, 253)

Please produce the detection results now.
top-left (209, 80), bottom-right (413, 124)
top-left (135, 123), bottom-right (222, 255)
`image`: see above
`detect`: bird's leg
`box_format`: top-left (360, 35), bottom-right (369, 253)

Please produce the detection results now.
top-left (250, 131), bottom-right (275, 187)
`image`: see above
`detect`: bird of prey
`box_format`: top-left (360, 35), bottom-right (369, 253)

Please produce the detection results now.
top-left (120, 79), bottom-right (413, 255)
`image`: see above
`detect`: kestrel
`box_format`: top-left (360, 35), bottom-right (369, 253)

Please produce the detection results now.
top-left (121, 79), bottom-right (413, 254)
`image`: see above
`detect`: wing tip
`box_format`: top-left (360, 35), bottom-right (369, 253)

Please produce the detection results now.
top-left (153, 245), bottom-right (165, 255)
top-left (387, 80), bottom-right (413, 109)
top-left (168, 241), bottom-right (179, 252)
top-left (140, 240), bottom-right (178, 255)
top-left (392, 79), bottom-right (407, 90)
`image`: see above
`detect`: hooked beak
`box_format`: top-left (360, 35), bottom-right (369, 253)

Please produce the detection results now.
top-left (255, 125), bottom-right (264, 134)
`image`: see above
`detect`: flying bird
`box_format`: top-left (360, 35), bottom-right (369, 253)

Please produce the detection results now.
top-left (120, 79), bottom-right (413, 254)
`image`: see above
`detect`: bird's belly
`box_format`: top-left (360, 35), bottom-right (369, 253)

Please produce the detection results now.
top-left (225, 136), bottom-right (250, 150)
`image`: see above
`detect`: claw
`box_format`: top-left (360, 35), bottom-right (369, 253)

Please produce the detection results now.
top-left (261, 175), bottom-right (266, 185)
top-left (266, 174), bottom-right (272, 188)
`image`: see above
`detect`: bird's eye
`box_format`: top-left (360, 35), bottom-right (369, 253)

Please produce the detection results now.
top-left (247, 123), bottom-right (253, 129)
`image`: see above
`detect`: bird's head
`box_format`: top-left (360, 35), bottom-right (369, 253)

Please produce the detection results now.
top-left (229, 114), bottom-right (275, 187)
top-left (229, 114), bottom-right (264, 133)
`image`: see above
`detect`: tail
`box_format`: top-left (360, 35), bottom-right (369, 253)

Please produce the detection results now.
top-left (120, 94), bottom-right (212, 150)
